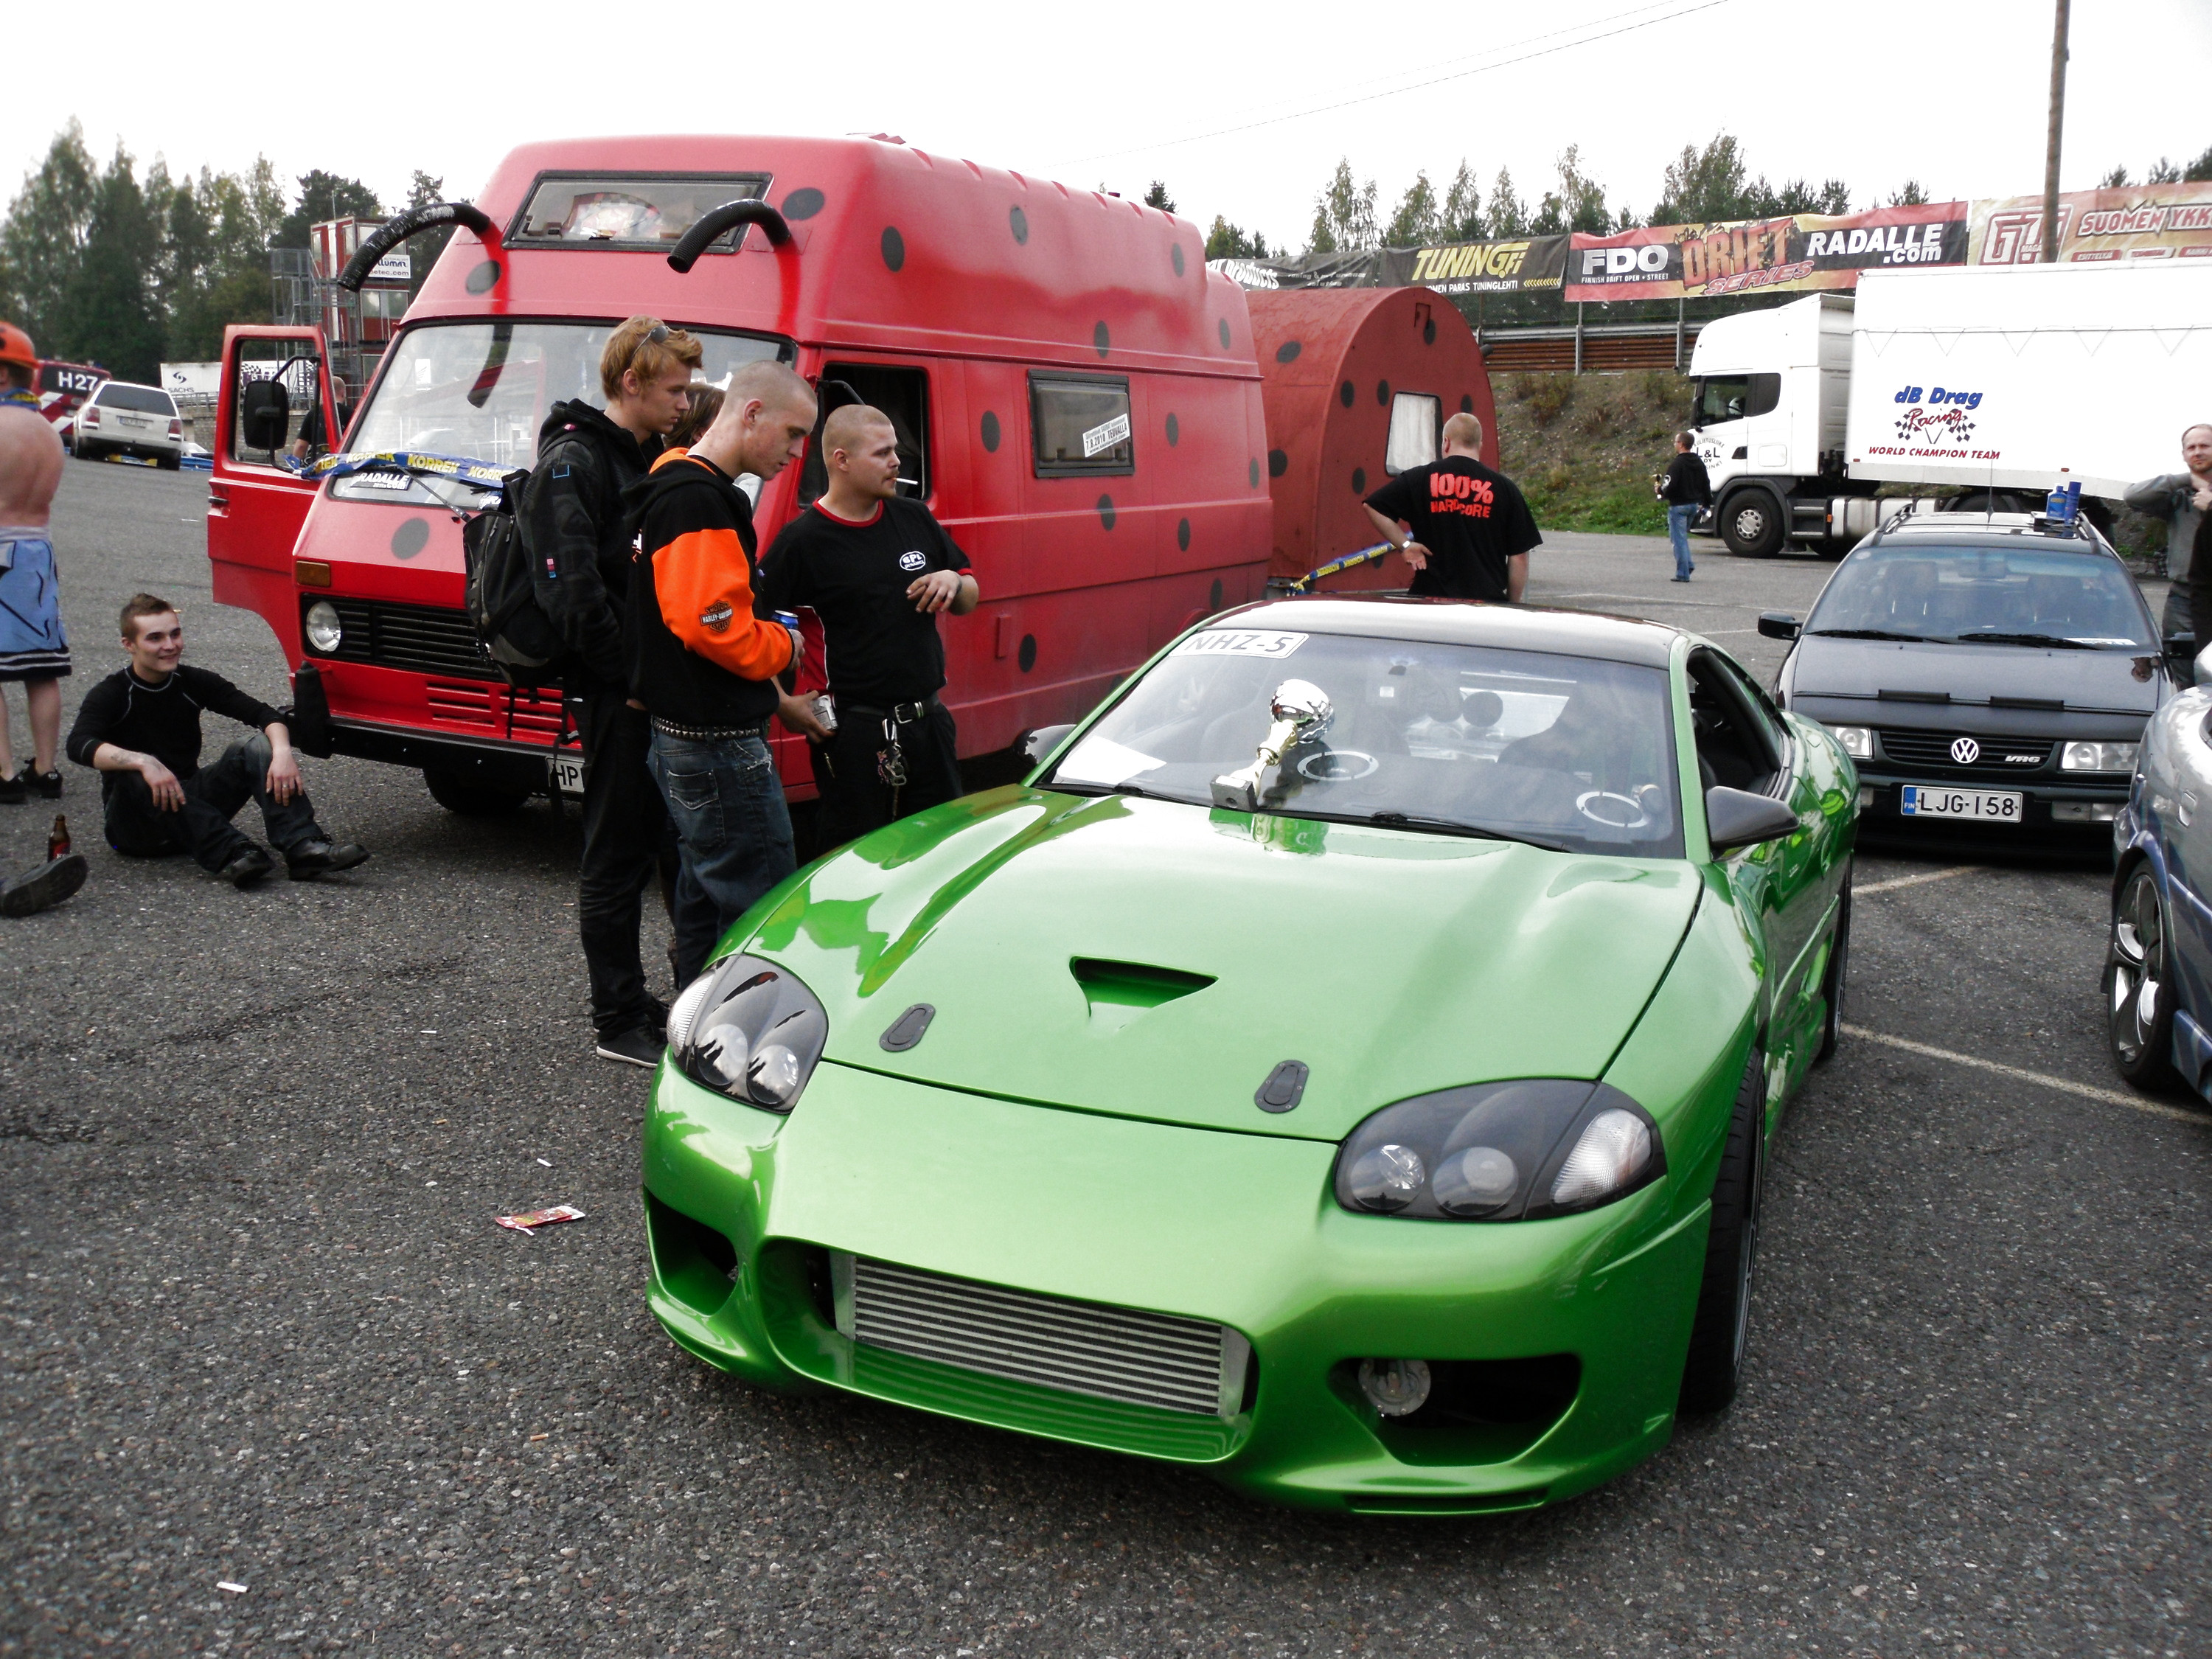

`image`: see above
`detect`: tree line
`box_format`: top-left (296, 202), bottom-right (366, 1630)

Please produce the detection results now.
top-left (0, 120), bottom-right (434, 383)
top-left (1197, 131), bottom-right (2212, 262)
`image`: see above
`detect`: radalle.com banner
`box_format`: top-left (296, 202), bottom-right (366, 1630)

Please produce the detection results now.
top-left (1562, 203), bottom-right (1969, 302)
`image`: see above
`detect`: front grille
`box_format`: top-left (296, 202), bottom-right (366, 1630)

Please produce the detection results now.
top-left (425, 679), bottom-right (570, 741)
top-left (833, 1253), bottom-right (1247, 1419)
top-left (319, 599), bottom-right (499, 681)
top-left (1877, 728), bottom-right (2056, 773)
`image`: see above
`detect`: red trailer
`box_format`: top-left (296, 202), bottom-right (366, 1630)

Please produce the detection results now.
top-left (37, 359), bottom-right (105, 444)
top-left (205, 135), bottom-right (1486, 815)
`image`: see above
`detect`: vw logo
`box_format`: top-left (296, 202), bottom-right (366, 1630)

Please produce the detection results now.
top-left (1950, 737), bottom-right (1981, 765)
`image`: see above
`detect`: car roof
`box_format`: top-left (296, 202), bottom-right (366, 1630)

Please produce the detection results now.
top-left (91, 380), bottom-right (167, 397)
top-left (1207, 597), bottom-right (1681, 668)
top-left (1866, 512), bottom-right (2118, 557)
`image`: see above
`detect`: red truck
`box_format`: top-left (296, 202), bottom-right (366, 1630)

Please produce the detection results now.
top-left (206, 135), bottom-right (1497, 814)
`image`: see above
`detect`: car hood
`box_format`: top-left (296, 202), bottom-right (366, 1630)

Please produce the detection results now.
top-left (1786, 636), bottom-right (2160, 718)
top-left (742, 788), bottom-right (1702, 1144)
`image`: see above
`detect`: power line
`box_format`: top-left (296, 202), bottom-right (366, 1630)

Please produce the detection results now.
top-left (1050, 0), bottom-right (1734, 171)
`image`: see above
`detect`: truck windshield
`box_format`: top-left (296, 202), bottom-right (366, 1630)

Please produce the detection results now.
top-left (1043, 632), bottom-right (1682, 858)
top-left (1806, 543), bottom-right (2153, 648)
top-left (336, 321), bottom-right (789, 500)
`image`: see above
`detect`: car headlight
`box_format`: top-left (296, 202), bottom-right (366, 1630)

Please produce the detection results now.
top-left (2061, 740), bottom-right (2138, 773)
top-left (1826, 724), bottom-right (1873, 760)
top-left (1334, 1080), bottom-right (1664, 1222)
top-left (304, 600), bottom-right (343, 653)
top-left (666, 953), bottom-right (828, 1113)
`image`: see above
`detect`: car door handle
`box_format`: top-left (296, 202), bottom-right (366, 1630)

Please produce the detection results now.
top-left (2183, 792), bottom-right (2198, 828)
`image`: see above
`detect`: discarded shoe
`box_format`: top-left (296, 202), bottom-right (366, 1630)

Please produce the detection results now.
top-left (285, 841), bottom-right (370, 879)
top-left (0, 852), bottom-right (87, 917)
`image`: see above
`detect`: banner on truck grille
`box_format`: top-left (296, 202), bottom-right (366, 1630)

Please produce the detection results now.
top-left (1210, 234), bottom-right (1568, 294)
top-left (1563, 203), bottom-right (1969, 302)
top-left (1969, 184), bottom-right (2212, 265)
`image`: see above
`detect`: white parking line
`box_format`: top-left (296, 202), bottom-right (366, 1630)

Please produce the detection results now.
top-left (1857, 866), bottom-right (1983, 896)
top-left (1841, 1025), bottom-right (2212, 1126)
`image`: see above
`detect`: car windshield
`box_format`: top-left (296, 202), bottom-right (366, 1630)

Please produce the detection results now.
top-left (96, 384), bottom-right (175, 414)
top-left (1806, 542), bottom-right (2152, 648)
top-left (1043, 628), bottom-right (1683, 857)
top-left (335, 321), bottom-right (788, 502)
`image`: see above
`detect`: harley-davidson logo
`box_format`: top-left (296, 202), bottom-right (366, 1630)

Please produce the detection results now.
top-left (1950, 737), bottom-right (1981, 765)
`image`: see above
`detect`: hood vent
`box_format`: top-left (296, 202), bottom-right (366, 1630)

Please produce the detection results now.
top-left (1071, 958), bottom-right (1215, 1032)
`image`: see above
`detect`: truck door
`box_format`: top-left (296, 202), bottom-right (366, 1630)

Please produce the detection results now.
top-left (209, 325), bottom-right (339, 659)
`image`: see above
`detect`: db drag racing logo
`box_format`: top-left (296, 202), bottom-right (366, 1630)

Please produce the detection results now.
top-left (1892, 384), bottom-right (1983, 445)
top-left (1430, 472), bottom-right (1496, 519)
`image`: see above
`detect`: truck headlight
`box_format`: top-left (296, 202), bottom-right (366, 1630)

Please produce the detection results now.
top-left (666, 953), bottom-right (828, 1114)
top-left (1826, 724), bottom-right (1873, 760)
top-left (304, 600), bottom-right (343, 653)
top-left (1333, 1080), bottom-right (1664, 1222)
top-left (2061, 741), bottom-right (2138, 773)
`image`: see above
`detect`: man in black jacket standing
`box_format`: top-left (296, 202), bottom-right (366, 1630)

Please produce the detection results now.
top-left (523, 316), bottom-right (700, 1066)
top-left (1659, 432), bottom-right (1711, 583)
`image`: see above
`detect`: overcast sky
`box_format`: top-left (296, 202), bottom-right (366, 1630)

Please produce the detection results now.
top-left (10, 0), bottom-right (2208, 248)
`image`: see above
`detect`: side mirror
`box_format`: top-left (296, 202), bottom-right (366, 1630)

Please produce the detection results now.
top-left (1705, 786), bottom-right (1799, 854)
top-left (240, 380), bottom-right (291, 453)
top-left (1756, 612), bottom-right (1800, 641)
top-left (1020, 724), bottom-right (1076, 767)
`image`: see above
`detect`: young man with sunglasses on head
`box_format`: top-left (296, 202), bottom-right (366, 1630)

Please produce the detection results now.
top-left (524, 316), bottom-right (701, 1067)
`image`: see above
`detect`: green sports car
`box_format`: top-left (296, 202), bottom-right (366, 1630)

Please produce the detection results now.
top-left (641, 598), bottom-right (1857, 1514)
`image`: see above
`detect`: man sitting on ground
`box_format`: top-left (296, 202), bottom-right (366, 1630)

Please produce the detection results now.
top-left (66, 594), bottom-right (367, 886)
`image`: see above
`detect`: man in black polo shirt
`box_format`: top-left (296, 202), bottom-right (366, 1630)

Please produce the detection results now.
top-left (66, 593), bottom-right (366, 886)
top-left (759, 404), bottom-right (978, 849)
top-left (1361, 411), bottom-right (1541, 602)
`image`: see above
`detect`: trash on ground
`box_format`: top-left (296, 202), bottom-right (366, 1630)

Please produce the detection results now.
top-left (495, 1205), bottom-right (585, 1234)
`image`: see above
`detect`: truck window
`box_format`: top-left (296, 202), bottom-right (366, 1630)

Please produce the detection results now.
top-left (334, 320), bottom-right (788, 503)
top-left (1030, 372), bottom-right (1133, 477)
top-left (1385, 392), bottom-right (1441, 475)
top-left (508, 173), bottom-right (771, 251)
top-left (230, 341), bottom-right (321, 464)
top-left (1694, 373), bottom-right (1781, 427)
top-left (797, 364), bottom-right (930, 507)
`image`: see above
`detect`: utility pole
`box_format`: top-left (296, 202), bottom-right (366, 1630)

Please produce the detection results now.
top-left (2042, 0), bottom-right (2070, 262)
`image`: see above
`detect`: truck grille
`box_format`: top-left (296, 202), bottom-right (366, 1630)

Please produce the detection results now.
top-left (319, 599), bottom-right (499, 681)
top-left (832, 1253), bottom-right (1248, 1419)
top-left (425, 679), bottom-right (571, 742)
top-left (1877, 728), bottom-right (2055, 773)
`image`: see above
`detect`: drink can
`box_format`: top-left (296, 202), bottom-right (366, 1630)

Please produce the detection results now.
top-left (771, 610), bottom-right (801, 629)
top-left (811, 692), bottom-right (838, 734)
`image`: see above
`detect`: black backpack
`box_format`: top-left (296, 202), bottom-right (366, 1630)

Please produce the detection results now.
top-left (462, 467), bottom-right (569, 682)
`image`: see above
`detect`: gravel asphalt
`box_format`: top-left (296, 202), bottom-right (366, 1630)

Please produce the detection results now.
top-left (2, 459), bottom-right (2206, 1658)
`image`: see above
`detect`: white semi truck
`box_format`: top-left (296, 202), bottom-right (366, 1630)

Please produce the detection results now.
top-left (1685, 262), bottom-right (2212, 555)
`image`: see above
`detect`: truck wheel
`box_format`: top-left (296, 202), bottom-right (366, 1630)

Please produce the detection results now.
top-left (424, 767), bottom-right (530, 816)
top-left (1719, 490), bottom-right (1786, 557)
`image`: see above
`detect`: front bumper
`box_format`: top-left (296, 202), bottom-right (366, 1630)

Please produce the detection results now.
top-left (641, 1060), bottom-right (1708, 1513)
top-left (1852, 771), bottom-right (2129, 838)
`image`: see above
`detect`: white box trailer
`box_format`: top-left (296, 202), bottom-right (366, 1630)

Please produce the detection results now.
top-left (1686, 262), bottom-right (2212, 555)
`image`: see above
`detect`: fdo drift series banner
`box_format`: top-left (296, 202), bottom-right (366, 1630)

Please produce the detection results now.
top-left (1562, 203), bottom-right (1969, 302)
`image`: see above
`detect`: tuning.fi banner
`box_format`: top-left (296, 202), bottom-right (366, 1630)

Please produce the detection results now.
top-left (1562, 204), bottom-right (1970, 303)
top-left (1209, 236), bottom-right (1568, 294)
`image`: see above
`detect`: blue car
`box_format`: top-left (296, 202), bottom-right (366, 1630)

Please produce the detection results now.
top-left (2109, 675), bottom-right (2212, 1097)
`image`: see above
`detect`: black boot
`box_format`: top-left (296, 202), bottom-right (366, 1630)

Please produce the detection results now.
top-left (285, 840), bottom-right (370, 880)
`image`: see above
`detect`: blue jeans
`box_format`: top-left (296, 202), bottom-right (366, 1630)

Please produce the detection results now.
top-left (647, 727), bottom-right (796, 986)
top-left (1667, 504), bottom-right (1698, 579)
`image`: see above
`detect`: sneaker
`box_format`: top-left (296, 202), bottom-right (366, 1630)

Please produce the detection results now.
top-left (0, 852), bottom-right (87, 917)
top-left (0, 771), bottom-right (22, 805)
top-left (285, 840), bottom-right (371, 880)
top-left (220, 846), bottom-right (275, 887)
top-left (15, 768), bottom-right (62, 800)
top-left (594, 1025), bottom-right (663, 1068)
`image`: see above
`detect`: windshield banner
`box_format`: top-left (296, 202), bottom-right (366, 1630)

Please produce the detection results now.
top-left (286, 449), bottom-right (517, 493)
top-left (1209, 235), bottom-right (1568, 294)
top-left (1968, 183), bottom-right (2212, 265)
top-left (1563, 204), bottom-right (1969, 302)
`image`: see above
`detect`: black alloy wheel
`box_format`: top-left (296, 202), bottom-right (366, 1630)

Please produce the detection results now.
top-left (1679, 1048), bottom-right (1766, 1413)
top-left (1719, 490), bottom-right (1786, 557)
top-left (2107, 863), bottom-right (2181, 1090)
top-left (1813, 868), bottom-right (1851, 1065)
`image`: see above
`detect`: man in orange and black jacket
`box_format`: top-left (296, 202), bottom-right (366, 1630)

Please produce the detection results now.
top-left (625, 360), bottom-right (818, 986)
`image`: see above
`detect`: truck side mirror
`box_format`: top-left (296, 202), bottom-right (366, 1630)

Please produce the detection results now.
top-left (1756, 612), bottom-right (1800, 641)
top-left (240, 380), bottom-right (291, 453)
